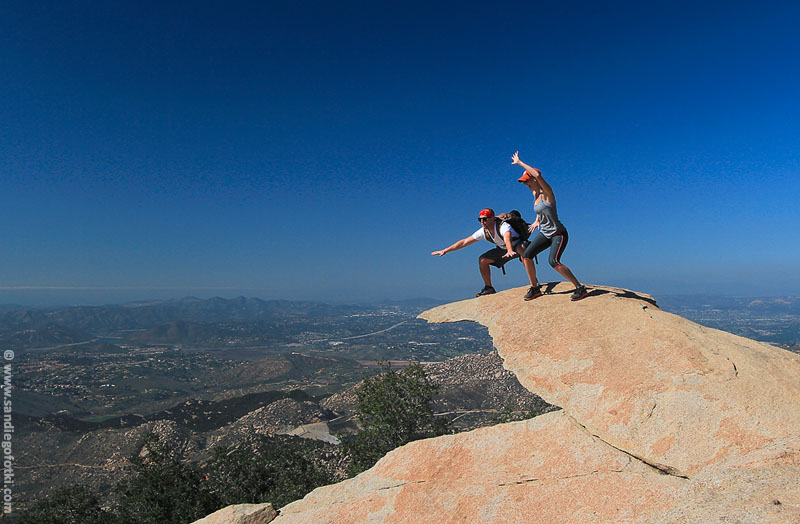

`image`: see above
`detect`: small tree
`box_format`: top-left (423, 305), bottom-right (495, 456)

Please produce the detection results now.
top-left (344, 362), bottom-right (449, 475)
top-left (114, 434), bottom-right (220, 524)
top-left (206, 435), bottom-right (334, 509)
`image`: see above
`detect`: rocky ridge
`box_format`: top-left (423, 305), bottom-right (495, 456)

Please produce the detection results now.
top-left (268, 283), bottom-right (800, 524)
top-left (16, 402), bottom-right (328, 506)
top-left (206, 399), bottom-right (329, 449)
top-left (18, 350), bottom-right (542, 507)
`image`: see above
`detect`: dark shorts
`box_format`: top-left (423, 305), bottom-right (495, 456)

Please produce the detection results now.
top-left (479, 246), bottom-right (520, 268)
top-left (523, 230), bottom-right (568, 268)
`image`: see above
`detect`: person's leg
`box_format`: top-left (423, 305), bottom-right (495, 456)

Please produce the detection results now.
top-left (478, 257), bottom-right (493, 287)
top-left (477, 247), bottom-right (505, 293)
top-left (548, 232), bottom-right (581, 287)
top-left (548, 232), bottom-right (588, 300)
top-left (554, 264), bottom-right (581, 287)
top-left (522, 234), bottom-right (550, 299)
top-left (523, 233), bottom-right (550, 284)
top-left (515, 243), bottom-right (537, 287)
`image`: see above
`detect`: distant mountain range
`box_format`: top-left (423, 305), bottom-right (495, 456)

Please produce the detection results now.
top-left (42, 296), bottom-right (373, 332)
top-left (0, 296), bottom-right (376, 350)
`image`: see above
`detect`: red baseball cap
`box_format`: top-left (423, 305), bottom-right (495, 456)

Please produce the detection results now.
top-left (478, 208), bottom-right (495, 218)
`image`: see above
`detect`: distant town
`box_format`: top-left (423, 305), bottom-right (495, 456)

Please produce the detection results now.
top-left (7, 299), bottom-right (492, 421)
top-left (656, 294), bottom-right (800, 351)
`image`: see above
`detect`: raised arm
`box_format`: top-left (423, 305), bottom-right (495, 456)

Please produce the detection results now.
top-left (511, 151), bottom-right (555, 203)
top-left (431, 235), bottom-right (479, 256)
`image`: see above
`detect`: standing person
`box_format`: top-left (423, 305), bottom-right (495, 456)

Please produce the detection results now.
top-left (511, 151), bottom-right (588, 301)
top-left (431, 208), bottom-right (537, 297)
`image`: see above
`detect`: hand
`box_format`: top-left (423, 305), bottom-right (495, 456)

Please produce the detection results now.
top-left (503, 250), bottom-right (516, 259)
top-left (528, 224), bottom-right (537, 234)
top-left (511, 151), bottom-right (521, 165)
top-left (431, 250), bottom-right (446, 256)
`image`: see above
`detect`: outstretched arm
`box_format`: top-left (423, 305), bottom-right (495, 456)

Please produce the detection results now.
top-left (431, 236), bottom-right (479, 256)
top-left (511, 151), bottom-right (555, 202)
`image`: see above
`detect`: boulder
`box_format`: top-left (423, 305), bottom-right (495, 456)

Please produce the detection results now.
top-left (191, 502), bottom-right (277, 524)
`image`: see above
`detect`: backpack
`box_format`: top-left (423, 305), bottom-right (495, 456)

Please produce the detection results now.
top-left (483, 210), bottom-right (536, 274)
top-left (483, 210), bottom-right (531, 244)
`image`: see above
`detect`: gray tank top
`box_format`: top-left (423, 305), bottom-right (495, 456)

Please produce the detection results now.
top-left (534, 199), bottom-right (566, 238)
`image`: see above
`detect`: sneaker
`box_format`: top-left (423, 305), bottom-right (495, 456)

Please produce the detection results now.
top-left (570, 286), bottom-right (588, 301)
top-left (476, 286), bottom-right (496, 297)
top-left (523, 285), bottom-right (543, 301)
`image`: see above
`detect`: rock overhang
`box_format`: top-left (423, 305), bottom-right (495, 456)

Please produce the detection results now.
top-left (265, 283), bottom-right (800, 523)
top-left (419, 283), bottom-right (800, 480)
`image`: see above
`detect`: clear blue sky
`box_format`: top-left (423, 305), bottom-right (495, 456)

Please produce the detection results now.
top-left (1, 1), bottom-right (798, 305)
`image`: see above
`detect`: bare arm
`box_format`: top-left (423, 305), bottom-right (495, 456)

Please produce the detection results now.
top-left (510, 151), bottom-right (538, 176)
top-left (511, 151), bottom-right (555, 203)
top-left (501, 229), bottom-right (516, 258)
top-left (431, 235), bottom-right (479, 256)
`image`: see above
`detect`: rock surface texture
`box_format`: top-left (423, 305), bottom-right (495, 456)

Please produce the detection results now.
top-left (270, 284), bottom-right (800, 523)
top-left (191, 502), bottom-right (277, 524)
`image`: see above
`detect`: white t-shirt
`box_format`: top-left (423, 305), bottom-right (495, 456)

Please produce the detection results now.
top-left (472, 222), bottom-right (518, 247)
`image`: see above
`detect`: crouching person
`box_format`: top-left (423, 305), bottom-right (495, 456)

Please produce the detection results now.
top-left (431, 208), bottom-right (536, 297)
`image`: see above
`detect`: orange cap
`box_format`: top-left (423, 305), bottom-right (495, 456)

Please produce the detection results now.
top-left (518, 169), bottom-right (541, 182)
top-left (478, 208), bottom-right (495, 218)
top-left (517, 172), bottom-right (532, 183)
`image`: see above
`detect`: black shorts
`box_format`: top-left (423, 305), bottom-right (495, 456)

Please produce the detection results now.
top-left (479, 246), bottom-right (520, 268)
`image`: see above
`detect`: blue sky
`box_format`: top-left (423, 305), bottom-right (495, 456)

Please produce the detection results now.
top-left (1, 1), bottom-right (798, 305)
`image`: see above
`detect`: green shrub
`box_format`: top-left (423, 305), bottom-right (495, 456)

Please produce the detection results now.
top-left (490, 408), bottom-right (539, 424)
top-left (114, 435), bottom-right (220, 524)
top-left (344, 362), bottom-right (449, 475)
top-left (17, 485), bottom-right (113, 524)
top-left (206, 435), bottom-right (334, 509)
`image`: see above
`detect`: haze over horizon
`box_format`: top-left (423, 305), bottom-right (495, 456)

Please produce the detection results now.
top-left (2, 1), bottom-right (798, 306)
